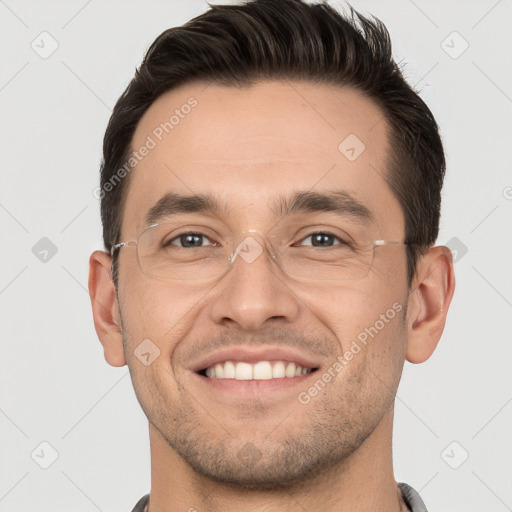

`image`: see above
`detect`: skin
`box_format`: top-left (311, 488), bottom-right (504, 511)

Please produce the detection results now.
top-left (89, 80), bottom-right (455, 512)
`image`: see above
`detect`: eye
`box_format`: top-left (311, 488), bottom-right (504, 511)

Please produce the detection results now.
top-left (298, 232), bottom-right (348, 248)
top-left (167, 232), bottom-right (215, 248)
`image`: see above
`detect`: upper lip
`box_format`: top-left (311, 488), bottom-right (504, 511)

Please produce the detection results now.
top-left (189, 346), bottom-right (323, 373)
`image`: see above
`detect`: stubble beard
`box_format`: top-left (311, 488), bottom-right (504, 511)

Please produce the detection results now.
top-left (120, 304), bottom-right (407, 490)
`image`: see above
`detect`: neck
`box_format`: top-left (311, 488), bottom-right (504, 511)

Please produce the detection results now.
top-left (146, 406), bottom-right (405, 512)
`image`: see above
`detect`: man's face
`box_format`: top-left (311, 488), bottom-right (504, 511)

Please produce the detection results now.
top-left (116, 80), bottom-right (410, 487)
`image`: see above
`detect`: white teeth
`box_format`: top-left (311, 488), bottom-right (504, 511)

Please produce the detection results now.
top-left (253, 361), bottom-right (273, 380)
top-left (272, 361), bottom-right (286, 378)
top-left (224, 361), bottom-right (236, 378)
top-left (203, 360), bottom-right (313, 380)
top-left (285, 362), bottom-right (296, 377)
top-left (214, 363), bottom-right (224, 378)
top-left (235, 362), bottom-right (253, 380)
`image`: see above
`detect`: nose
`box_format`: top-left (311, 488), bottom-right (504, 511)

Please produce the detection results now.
top-left (208, 231), bottom-right (301, 331)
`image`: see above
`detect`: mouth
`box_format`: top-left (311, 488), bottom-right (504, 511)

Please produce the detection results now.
top-left (198, 359), bottom-right (318, 380)
top-left (189, 347), bottom-right (322, 397)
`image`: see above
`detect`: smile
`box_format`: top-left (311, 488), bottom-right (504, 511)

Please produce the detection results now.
top-left (200, 360), bottom-right (316, 380)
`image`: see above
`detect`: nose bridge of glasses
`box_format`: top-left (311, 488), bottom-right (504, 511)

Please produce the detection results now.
top-left (228, 229), bottom-right (278, 266)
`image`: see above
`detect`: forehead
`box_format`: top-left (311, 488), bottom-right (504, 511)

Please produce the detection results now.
top-left (122, 80), bottom-right (403, 238)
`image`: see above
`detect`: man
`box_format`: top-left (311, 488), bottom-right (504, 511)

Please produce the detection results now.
top-left (88, 0), bottom-right (455, 510)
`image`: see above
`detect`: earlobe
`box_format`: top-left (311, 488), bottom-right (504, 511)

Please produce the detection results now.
top-left (88, 250), bottom-right (127, 367)
top-left (406, 246), bottom-right (455, 364)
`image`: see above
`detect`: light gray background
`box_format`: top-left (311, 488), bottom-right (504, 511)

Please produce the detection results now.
top-left (1, 0), bottom-right (511, 510)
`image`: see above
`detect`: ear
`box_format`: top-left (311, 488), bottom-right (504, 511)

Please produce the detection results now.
top-left (405, 245), bottom-right (455, 364)
top-left (88, 250), bottom-right (126, 367)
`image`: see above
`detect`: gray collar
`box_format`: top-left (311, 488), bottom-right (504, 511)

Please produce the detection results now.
top-left (132, 482), bottom-right (428, 512)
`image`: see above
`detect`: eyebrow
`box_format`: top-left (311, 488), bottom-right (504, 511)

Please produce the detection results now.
top-left (145, 193), bottom-right (225, 226)
top-left (144, 190), bottom-right (374, 226)
top-left (274, 190), bottom-right (373, 223)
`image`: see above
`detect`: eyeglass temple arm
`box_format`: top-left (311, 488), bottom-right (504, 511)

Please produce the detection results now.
top-left (110, 241), bottom-right (136, 256)
top-left (374, 240), bottom-right (409, 247)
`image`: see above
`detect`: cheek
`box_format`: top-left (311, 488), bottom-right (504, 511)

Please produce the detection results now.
top-left (300, 269), bottom-right (408, 401)
top-left (291, 272), bottom-right (406, 354)
top-left (118, 279), bottom-right (208, 351)
top-left (116, 281), bottom-right (201, 414)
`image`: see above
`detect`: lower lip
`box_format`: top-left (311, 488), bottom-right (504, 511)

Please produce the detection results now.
top-left (192, 371), bottom-right (318, 397)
